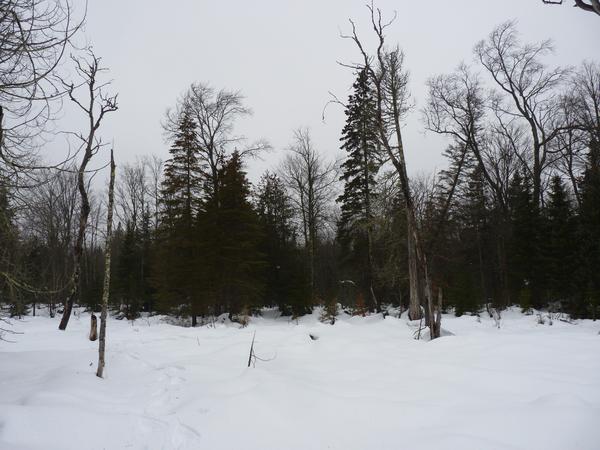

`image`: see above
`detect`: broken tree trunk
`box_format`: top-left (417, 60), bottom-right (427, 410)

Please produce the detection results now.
top-left (89, 314), bottom-right (97, 341)
top-left (97, 150), bottom-right (116, 379)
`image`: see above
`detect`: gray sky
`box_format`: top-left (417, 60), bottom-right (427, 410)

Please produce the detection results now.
top-left (73, 0), bottom-right (599, 181)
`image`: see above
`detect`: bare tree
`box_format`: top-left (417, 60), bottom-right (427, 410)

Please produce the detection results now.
top-left (551, 61), bottom-right (600, 206)
top-left (424, 65), bottom-right (505, 206)
top-left (570, 61), bottom-right (600, 144)
top-left (475, 21), bottom-right (570, 210)
top-left (280, 128), bottom-right (337, 303)
top-left (144, 155), bottom-right (163, 232)
top-left (542, 0), bottom-right (600, 17)
top-left (58, 50), bottom-right (118, 330)
top-left (115, 158), bottom-right (149, 229)
top-left (97, 149), bottom-right (115, 379)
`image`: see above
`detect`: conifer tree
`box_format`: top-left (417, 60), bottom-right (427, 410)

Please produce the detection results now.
top-left (577, 140), bottom-right (600, 318)
top-left (508, 172), bottom-right (540, 310)
top-left (198, 152), bottom-right (265, 319)
top-left (337, 68), bottom-right (382, 311)
top-left (154, 108), bottom-right (203, 325)
top-left (447, 164), bottom-right (489, 315)
top-left (544, 176), bottom-right (575, 303)
top-left (115, 220), bottom-right (142, 319)
top-left (0, 186), bottom-right (26, 317)
top-left (256, 172), bottom-right (308, 316)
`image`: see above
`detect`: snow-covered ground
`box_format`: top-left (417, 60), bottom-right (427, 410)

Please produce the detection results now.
top-left (1, 308), bottom-right (599, 450)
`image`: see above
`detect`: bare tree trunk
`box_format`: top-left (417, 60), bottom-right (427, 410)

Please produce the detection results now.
top-left (407, 231), bottom-right (421, 320)
top-left (97, 150), bottom-right (116, 379)
top-left (58, 156), bottom-right (91, 330)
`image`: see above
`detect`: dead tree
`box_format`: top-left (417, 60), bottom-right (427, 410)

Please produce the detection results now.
top-left (58, 50), bottom-right (118, 330)
top-left (97, 149), bottom-right (115, 379)
top-left (341, 4), bottom-right (442, 336)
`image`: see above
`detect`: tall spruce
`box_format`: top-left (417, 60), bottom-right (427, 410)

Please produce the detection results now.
top-left (544, 176), bottom-right (575, 304)
top-left (115, 220), bottom-right (142, 319)
top-left (198, 152), bottom-right (265, 319)
top-left (154, 108), bottom-right (203, 325)
top-left (256, 172), bottom-right (308, 317)
top-left (337, 68), bottom-right (381, 311)
top-left (508, 172), bottom-right (539, 310)
top-left (577, 140), bottom-right (600, 318)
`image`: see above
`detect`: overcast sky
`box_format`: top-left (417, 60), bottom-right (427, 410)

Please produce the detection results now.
top-left (72, 0), bottom-right (599, 182)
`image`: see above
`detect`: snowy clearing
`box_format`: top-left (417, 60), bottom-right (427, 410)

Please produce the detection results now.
top-left (1, 309), bottom-right (599, 450)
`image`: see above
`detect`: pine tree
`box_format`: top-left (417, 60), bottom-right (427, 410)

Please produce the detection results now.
top-left (154, 108), bottom-right (203, 325)
top-left (160, 109), bottom-right (203, 226)
top-left (198, 152), bottom-right (265, 319)
top-left (508, 171), bottom-right (541, 310)
top-left (256, 172), bottom-right (308, 317)
top-left (449, 164), bottom-right (489, 315)
top-left (0, 186), bottom-right (27, 317)
top-left (577, 139), bottom-right (600, 318)
top-left (115, 220), bottom-right (142, 319)
top-left (336, 68), bottom-right (381, 311)
top-left (544, 176), bottom-right (575, 304)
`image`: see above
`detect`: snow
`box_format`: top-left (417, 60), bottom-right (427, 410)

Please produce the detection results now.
top-left (1, 308), bottom-right (599, 450)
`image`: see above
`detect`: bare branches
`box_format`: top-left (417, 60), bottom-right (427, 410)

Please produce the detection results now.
top-left (0, 0), bottom-right (86, 182)
top-left (542, 0), bottom-right (600, 16)
top-left (164, 82), bottom-right (271, 196)
top-left (476, 21), bottom-right (570, 207)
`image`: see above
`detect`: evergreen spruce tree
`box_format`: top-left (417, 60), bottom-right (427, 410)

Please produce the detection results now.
top-left (154, 108), bottom-right (203, 325)
top-left (449, 164), bottom-right (489, 315)
top-left (256, 172), bottom-right (308, 317)
top-left (0, 186), bottom-right (27, 317)
top-left (115, 221), bottom-right (142, 319)
top-left (336, 68), bottom-right (382, 311)
top-left (577, 140), bottom-right (600, 318)
top-left (139, 207), bottom-right (153, 312)
top-left (198, 152), bottom-right (265, 320)
top-left (544, 176), bottom-right (575, 304)
top-left (508, 171), bottom-right (540, 310)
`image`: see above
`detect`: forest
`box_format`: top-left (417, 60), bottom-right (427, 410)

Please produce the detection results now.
top-left (1, 2), bottom-right (599, 450)
top-left (1, 1), bottom-right (599, 340)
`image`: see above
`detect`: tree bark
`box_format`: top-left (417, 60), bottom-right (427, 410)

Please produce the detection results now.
top-left (407, 231), bottom-right (422, 320)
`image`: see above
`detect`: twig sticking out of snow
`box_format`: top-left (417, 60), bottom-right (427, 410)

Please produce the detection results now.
top-left (247, 331), bottom-right (276, 368)
top-left (247, 331), bottom-right (256, 367)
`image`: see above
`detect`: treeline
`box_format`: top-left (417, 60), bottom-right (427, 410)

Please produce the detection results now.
top-left (1, 20), bottom-right (599, 324)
